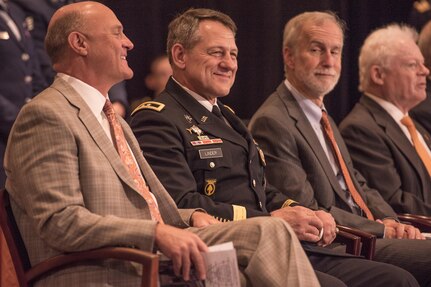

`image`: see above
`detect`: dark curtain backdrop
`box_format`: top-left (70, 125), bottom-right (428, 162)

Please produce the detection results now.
top-left (103, 0), bottom-right (414, 123)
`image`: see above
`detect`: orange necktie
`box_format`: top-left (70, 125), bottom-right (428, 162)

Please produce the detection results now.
top-left (103, 99), bottom-right (163, 222)
top-left (401, 116), bottom-right (431, 177)
top-left (321, 110), bottom-right (374, 220)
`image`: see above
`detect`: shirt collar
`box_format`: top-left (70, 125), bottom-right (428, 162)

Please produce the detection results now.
top-left (58, 73), bottom-right (108, 119)
top-left (172, 76), bottom-right (219, 112)
top-left (284, 78), bottom-right (325, 125)
top-left (364, 92), bottom-right (407, 122)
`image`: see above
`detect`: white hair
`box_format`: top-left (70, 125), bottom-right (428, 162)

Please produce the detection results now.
top-left (358, 23), bottom-right (418, 92)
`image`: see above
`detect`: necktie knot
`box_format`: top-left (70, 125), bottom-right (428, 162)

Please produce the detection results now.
top-left (212, 105), bottom-right (223, 119)
top-left (401, 115), bottom-right (415, 130)
top-left (103, 99), bottom-right (115, 117)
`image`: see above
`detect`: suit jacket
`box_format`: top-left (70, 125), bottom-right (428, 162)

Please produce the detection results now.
top-left (4, 77), bottom-right (193, 286)
top-left (129, 78), bottom-right (291, 222)
top-left (249, 82), bottom-right (397, 237)
top-left (411, 79), bottom-right (431, 134)
top-left (339, 95), bottom-right (431, 215)
top-left (0, 2), bottom-right (46, 186)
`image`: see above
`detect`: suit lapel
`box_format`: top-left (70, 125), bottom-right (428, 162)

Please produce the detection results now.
top-left (277, 84), bottom-right (351, 204)
top-left (166, 79), bottom-right (248, 149)
top-left (361, 97), bottom-right (425, 172)
top-left (51, 78), bottom-right (138, 192)
top-left (360, 96), bottom-right (430, 198)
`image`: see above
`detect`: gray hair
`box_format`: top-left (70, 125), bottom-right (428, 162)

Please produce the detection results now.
top-left (166, 8), bottom-right (237, 64)
top-left (283, 11), bottom-right (345, 52)
top-left (358, 23), bottom-right (418, 92)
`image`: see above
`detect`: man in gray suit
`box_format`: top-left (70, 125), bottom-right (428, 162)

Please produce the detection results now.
top-left (249, 11), bottom-right (431, 286)
top-left (3, 2), bottom-right (318, 286)
top-left (339, 24), bottom-right (431, 215)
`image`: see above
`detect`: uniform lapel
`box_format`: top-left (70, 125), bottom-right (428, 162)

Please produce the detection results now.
top-left (278, 84), bottom-right (351, 204)
top-left (166, 79), bottom-right (248, 150)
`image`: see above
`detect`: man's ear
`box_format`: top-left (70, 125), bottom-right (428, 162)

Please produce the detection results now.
top-left (370, 64), bottom-right (385, 85)
top-left (68, 31), bottom-right (88, 56)
top-left (283, 46), bottom-right (295, 69)
top-left (171, 43), bottom-right (186, 69)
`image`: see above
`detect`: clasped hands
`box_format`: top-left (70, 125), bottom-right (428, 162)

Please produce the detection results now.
top-left (377, 218), bottom-right (425, 240)
top-left (271, 206), bottom-right (337, 246)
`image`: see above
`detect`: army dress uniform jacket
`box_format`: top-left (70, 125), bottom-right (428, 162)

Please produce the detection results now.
top-left (130, 78), bottom-right (293, 222)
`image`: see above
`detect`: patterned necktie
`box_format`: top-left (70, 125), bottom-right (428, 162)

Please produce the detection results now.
top-left (321, 110), bottom-right (374, 220)
top-left (401, 115), bottom-right (431, 176)
top-left (103, 99), bottom-right (163, 222)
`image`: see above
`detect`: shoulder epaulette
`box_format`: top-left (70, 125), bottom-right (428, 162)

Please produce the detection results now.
top-left (131, 101), bottom-right (165, 116)
top-left (223, 104), bottom-right (235, 114)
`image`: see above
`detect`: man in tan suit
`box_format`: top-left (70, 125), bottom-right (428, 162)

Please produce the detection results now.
top-left (3, 2), bottom-right (318, 286)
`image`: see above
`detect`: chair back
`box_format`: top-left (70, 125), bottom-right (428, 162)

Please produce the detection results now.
top-left (0, 189), bottom-right (31, 286)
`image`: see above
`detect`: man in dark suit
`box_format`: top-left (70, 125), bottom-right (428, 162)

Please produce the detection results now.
top-left (0, 0), bottom-right (46, 188)
top-left (340, 24), bottom-right (431, 215)
top-left (249, 11), bottom-right (431, 286)
top-left (130, 8), bottom-right (419, 287)
top-left (411, 20), bottom-right (431, 134)
top-left (4, 2), bottom-right (319, 286)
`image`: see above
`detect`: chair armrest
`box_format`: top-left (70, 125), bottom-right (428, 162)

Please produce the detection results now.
top-left (337, 225), bottom-right (376, 260)
top-left (27, 247), bottom-right (159, 287)
top-left (397, 214), bottom-right (431, 232)
top-left (334, 229), bottom-right (361, 256)
top-left (398, 213), bottom-right (431, 221)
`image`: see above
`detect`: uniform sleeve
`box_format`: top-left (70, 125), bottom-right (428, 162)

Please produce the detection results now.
top-left (130, 109), bottom-right (268, 222)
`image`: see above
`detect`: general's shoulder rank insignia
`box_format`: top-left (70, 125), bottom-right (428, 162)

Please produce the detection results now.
top-left (131, 101), bottom-right (165, 116)
top-left (204, 179), bottom-right (217, 196)
top-left (223, 105), bottom-right (235, 114)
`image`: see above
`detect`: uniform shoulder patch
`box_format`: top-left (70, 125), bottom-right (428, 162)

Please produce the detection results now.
top-left (131, 101), bottom-right (165, 116)
top-left (223, 104), bottom-right (235, 114)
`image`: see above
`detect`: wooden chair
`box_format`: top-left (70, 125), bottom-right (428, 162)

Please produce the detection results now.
top-left (337, 225), bottom-right (376, 260)
top-left (333, 227), bottom-right (361, 256)
top-left (397, 214), bottom-right (431, 232)
top-left (0, 189), bottom-right (160, 287)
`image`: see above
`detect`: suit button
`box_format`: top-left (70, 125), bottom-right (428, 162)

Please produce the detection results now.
top-left (209, 162), bottom-right (215, 168)
top-left (252, 179), bottom-right (256, 187)
top-left (24, 75), bottom-right (32, 83)
top-left (21, 53), bottom-right (30, 61)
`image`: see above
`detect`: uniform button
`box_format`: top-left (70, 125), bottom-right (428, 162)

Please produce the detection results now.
top-left (21, 53), bottom-right (30, 61)
top-left (209, 162), bottom-right (215, 168)
top-left (252, 179), bottom-right (256, 187)
top-left (24, 75), bottom-right (32, 83)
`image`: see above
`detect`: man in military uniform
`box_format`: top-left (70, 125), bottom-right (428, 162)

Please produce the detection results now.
top-left (130, 8), bottom-right (419, 287)
top-left (0, 0), bottom-right (46, 187)
top-left (10, 0), bottom-right (130, 117)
